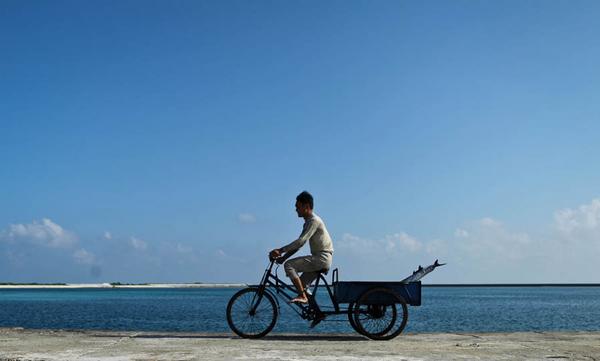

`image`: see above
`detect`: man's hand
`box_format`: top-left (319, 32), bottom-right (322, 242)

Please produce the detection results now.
top-left (269, 248), bottom-right (282, 261)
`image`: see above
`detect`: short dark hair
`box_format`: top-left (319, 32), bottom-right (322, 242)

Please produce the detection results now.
top-left (296, 191), bottom-right (314, 209)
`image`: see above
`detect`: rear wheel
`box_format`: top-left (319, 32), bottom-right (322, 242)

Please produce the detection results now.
top-left (347, 302), bottom-right (365, 335)
top-left (226, 287), bottom-right (278, 338)
top-left (353, 287), bottom-right (408, 340)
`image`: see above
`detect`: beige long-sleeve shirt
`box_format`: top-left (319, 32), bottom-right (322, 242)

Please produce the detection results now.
top-left (281, 213), bottom-right (334, 255)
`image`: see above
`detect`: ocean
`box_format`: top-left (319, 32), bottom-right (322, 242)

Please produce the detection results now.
top-left (1, 286), bottom-right (599, 334)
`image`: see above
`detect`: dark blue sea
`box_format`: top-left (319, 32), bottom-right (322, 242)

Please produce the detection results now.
top-left (1, 287), bottom-right (599, 334)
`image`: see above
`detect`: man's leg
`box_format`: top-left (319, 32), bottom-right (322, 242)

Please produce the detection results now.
top-left (290, 276), bottom-right (307, 303)
top-left (284, 256), bottom-right (316, 303)
top-left (284, 255), bottom-right (330, 303)
top-left (300, 271), bottom-right (318, 291)
top-left (299, 252), bottom-right (332, 291)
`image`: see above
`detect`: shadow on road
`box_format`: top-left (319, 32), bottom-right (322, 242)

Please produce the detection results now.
top-left (263, 334), bottom-right (366, 342)
top-left (90, 332), bottom-right (366, 342)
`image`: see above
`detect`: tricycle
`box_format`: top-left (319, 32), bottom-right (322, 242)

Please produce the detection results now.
top-left (226, 258), bottom-right (442, 340)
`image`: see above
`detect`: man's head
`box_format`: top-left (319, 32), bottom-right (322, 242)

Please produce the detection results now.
top-left (295, 191), bottom-right (314, 218)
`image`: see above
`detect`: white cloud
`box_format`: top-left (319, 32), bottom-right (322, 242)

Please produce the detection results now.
top-left (176, 243), bottom-right (192, 254)
top-left (454, 228), bottom-right (469, 238)
top-left (554, 198), bottom-right (600, 238)
top-left (1, 218), bottom-right (77, 248)
top-left (3, 199), bottom-right (600, 284)
top-left (336, 218), bottom-right (537, 282)
top-left (340, 232), bottom-right (422, 253)
top-left (333, 232), bottom-right (428, 281)
top-left (73, 248), bottom-right (96, 265)
top-left (238, 213), bottom-right (256, 224)
top-left (553, 198), bottom-right (600, 257)
top-left (386, 233), bottom-right (421, 252)
top-left (454, 217), bottom-right (532, 261)
top-left (480, 217), bottom-right (501, 227)
top-left (425, 239), bottom-right (446, 255)
top-left (130, 236), bottom-right (147, 251)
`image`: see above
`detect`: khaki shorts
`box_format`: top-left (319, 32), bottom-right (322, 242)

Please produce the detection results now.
top-left (284, 252), bottom-right (333, 288)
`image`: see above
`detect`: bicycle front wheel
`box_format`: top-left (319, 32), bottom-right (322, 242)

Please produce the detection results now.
top-left (226, 287), bottom-right (278, 338)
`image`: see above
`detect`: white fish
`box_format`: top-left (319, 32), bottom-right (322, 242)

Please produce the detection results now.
top-left (401, 259), bottom-right (446, 283)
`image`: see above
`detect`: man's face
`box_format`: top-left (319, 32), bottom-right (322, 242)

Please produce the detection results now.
top-left (295, 201), bottom-right (309, 218)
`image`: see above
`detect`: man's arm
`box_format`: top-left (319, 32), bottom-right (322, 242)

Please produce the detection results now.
top-left (272, 247), bottom-right (298, 264)
top-left (280, 219), bottom-right (319, 254)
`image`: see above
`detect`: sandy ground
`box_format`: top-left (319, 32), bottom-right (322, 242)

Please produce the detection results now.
top-left (1, 328), bottom-right (599, 361)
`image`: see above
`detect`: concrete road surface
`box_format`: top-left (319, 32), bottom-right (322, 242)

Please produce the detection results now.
top-left (1, 328), bottom-right (599, 360)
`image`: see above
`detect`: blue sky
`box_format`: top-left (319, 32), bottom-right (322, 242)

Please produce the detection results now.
top-left (1, 0), bottom-right (600, 284)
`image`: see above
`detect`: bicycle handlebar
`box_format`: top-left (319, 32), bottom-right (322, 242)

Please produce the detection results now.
top-left (269, 256), bottom-right (285, 264)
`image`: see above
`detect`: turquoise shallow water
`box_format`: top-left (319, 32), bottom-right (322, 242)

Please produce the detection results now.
top-left (1, 287), bottom-right (599, 334)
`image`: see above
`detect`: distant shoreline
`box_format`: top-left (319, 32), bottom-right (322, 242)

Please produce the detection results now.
top-left (0, 283), bottom-right (246, 289)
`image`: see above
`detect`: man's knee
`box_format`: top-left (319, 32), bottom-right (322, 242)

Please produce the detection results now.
top-left (284, 259), bottom-right (299, 279)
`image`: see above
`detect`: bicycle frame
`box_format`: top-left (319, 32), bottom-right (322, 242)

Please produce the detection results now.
top-left (252, 260), bottom-right (344, 320)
